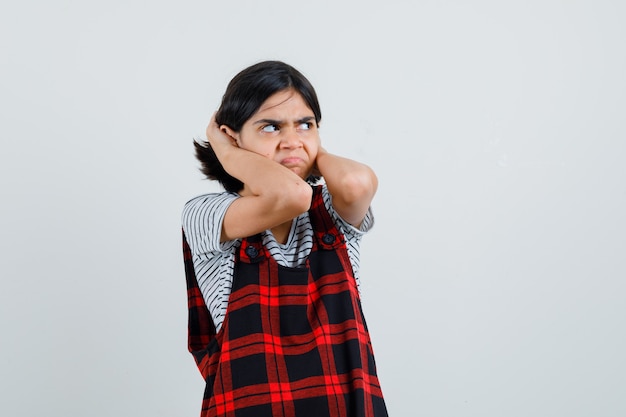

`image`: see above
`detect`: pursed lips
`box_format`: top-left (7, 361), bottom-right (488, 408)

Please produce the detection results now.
top-left (280, 156), bottom-right (304, 166)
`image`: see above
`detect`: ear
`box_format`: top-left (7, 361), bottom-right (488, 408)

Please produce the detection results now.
top-left (220, 125), bottom-right (241, 146)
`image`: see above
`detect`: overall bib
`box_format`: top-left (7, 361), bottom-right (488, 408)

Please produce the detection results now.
top-left (184, 185), bottom-right (388, 417)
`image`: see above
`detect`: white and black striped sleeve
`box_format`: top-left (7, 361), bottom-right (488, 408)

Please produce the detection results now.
top-left (181, 192), bottom-right (239, 256)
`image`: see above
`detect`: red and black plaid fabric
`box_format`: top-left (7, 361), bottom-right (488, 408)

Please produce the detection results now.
top-left (183, 185), bottom-right (388, 417)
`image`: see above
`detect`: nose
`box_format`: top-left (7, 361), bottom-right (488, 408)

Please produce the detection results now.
top-left (280, 127), bottom-right (302, 149)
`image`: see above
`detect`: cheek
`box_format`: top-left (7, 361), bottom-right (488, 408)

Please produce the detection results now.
top-left (240, 140), bottom-right (275, 158)
top-left (306, 135), bottom-right (320, 149)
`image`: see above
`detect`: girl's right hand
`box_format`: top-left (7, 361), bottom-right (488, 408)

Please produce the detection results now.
top-left (206, 112), bottom-right (238, 155)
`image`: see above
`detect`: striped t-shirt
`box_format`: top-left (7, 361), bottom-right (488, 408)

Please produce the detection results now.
top-left (182, 185), bottom-right (373, 332)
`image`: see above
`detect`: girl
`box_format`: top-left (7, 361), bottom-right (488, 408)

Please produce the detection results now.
top-left (182, 60), bottom-right (388, 417)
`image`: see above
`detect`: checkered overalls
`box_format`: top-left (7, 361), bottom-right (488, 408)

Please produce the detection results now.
top-left (184, 185), bottom-right (388, 417)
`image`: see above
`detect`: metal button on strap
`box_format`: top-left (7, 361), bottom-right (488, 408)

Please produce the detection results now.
top-left (322, 233), bottom-right (336, 244)
top-left (245, 246), bottom-right (259, 258)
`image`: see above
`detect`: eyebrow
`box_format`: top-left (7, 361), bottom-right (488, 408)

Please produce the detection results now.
top-left (253, 116), bottom-right (315, 125)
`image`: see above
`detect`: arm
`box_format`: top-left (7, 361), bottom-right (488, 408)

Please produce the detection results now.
top-left (314, 147), bottom-right (378, 228)
top-left (205, 115), bottom-right (312, 241)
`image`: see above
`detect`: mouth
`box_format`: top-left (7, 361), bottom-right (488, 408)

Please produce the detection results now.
top-left (280, 157), bottom-right (303, 167)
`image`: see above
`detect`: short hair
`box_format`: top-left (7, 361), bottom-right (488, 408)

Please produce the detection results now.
top-left (194, 60), bottom-right (322, 192)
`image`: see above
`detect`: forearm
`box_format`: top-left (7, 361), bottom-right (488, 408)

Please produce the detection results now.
top-left (214, 144), bottom-right (312, 241)
top-left (218, 144), bottom-right (309, 198)
top-left (206, 116), bottom-right (310, 202)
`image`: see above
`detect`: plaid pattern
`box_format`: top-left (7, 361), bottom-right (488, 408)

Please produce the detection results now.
top-left (184, 185), bottom-right (387, 417)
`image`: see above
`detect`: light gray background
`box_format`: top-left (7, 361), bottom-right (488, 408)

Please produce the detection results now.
top-left (1, 1), bottom-right (625, 416)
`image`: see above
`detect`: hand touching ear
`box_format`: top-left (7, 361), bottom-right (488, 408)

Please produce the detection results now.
top-left (206, 112), bottom-right (239, 155)
top-left (311, 145), bottom-right (326, 178)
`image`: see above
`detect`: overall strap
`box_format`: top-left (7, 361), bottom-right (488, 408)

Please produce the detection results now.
top-left (183, 229), bottom-right (216, 373)
top-left (308, 185), bottom-right (347, 252)
top-left (236, 232), bottom-right (267, 264)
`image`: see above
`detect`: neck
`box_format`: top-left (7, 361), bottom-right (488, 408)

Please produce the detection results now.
top-left (271, 220), bottom-right (293, 245)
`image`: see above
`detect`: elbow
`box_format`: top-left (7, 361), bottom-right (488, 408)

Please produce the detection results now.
top-left (274, 180), bottom-right (313, 216)
top-left (292, 181), bottom-right (314, 213)
top-left (340, 168), bottom-right (378, 205)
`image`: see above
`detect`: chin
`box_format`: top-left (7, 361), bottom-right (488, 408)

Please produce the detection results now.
top-left (296, 169), bottom-right (312, 179)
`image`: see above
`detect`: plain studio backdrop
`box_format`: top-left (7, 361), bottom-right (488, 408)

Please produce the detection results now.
top-left (1, 1), bottom-right (625, 416)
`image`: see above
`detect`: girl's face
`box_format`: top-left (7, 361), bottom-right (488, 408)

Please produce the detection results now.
top-left (234, 88), bottom-right (320, 179)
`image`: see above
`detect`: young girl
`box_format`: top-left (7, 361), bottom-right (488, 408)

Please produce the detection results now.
top-left (182, 61), bottom-right (388, 417)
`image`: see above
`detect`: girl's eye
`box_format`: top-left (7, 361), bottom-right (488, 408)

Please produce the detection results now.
top-left (261, 124), bottom-right (279, 133)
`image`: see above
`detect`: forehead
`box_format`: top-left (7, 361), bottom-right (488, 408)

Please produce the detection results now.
top-left (255, 88), bottom-right (313, 116)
